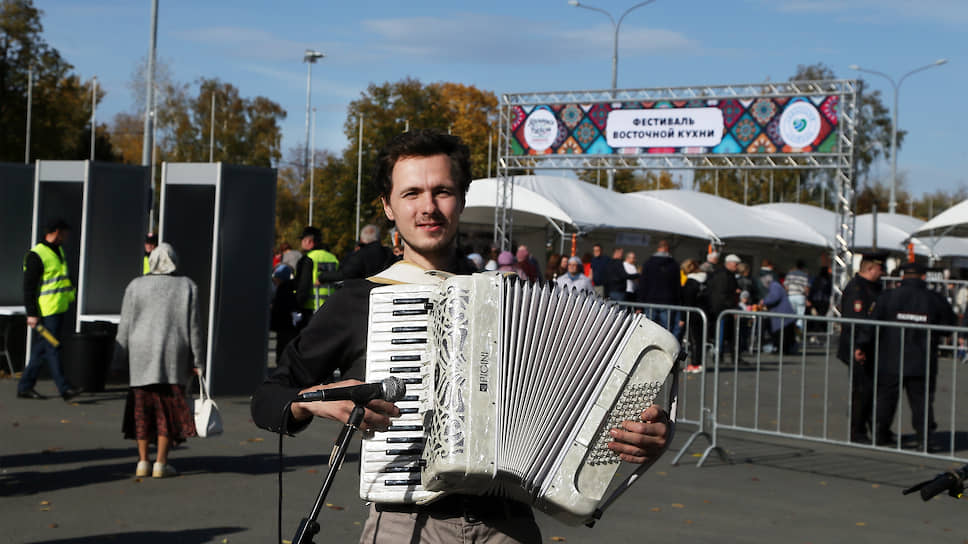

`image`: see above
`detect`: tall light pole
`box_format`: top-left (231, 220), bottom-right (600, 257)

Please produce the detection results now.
top-left (142, 0), bottom-right (158, 166)
top-left (568, 0), bottom-right (657, 191)
top-left (309, 107), bottom-right (316, 225)
top-left (303, 49), bottom-right (324, 225)
top-left (25, 63), bottom-right (33, 164)
top-left (849, 59), bottom-right (947, 215)
top-left (90, 76), bottom-right (97, 160)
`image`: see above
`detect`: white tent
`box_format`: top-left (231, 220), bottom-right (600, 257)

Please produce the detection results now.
top-left (912, 198), bottom-right (968, 238)
top-left (636, 190), bottom-right (829, 247)
top-left (475, 176), bottom-right (718, 241)
top-left (755, 203), bottom-right (968, 258)
top-left (463, 178), bottom-right (572, 229)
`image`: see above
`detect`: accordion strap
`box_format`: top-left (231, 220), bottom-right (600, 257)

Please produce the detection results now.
top-left (586, 349), bottom-right (685, 527)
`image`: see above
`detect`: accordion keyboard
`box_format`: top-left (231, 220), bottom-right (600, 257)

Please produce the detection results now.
top-left (360, 284), bottom-right (440, 504)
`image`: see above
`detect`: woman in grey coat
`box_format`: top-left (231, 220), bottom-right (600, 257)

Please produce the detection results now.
top-left (115, 243), bottom-right (203, 478)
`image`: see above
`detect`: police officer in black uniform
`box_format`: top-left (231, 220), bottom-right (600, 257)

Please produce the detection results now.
top-left (837, 252), bottom-right (885, 443)
top-left (858, 261), bottom-right (956, 450)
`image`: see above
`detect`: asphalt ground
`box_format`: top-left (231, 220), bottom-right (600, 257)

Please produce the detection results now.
top-left (2, 367), bottom-right (968, 544)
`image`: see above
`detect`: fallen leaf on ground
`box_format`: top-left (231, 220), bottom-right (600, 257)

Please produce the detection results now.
top-left (325, 503), bottom-right (344, 510)
top-left (59, 419), bottom-right (70, 424)
top-left (40, 507), bottom-right (50, 511)
top-left (856, 522), bottom-right (866, 527)
top-left (819, 481), bottom-right (827, 486)
top-left (40, 500), bottom-right (50, 505)
top-left (657, 471), bottom-right (667, 476)
top-left (551, 537), bottom-right (566, 542)
top-left (685, 520), bottom-right (694, 524)
top-left (49, 523), bottom-right (58, 528)
top-left (651, 507), bottom-right (661, 512)
top-left (246, 437), bottom-right (264, 443)
top-left (751, 477), bottom-right (760, 482)
top-left (307, 469), bottom-right (319, 474)
top-left (672, 503), bottom-right (684, 509)
top-left (871, 484), bottom-right (880, 488)
top-left (703, 500), bottom-right (711, 504)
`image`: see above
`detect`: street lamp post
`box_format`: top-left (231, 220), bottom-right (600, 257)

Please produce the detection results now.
top-left (568, 0), bottom-right (657, 191)
top-left (849, 59), bottom-right (947, 215)
top-left (303, 49), bottom-right (324, 225)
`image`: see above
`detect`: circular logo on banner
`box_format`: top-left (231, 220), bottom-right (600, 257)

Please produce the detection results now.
top-left (523, 108), bottom-right (558, 152)
top-left (779, 101), bottom-right (821, 148)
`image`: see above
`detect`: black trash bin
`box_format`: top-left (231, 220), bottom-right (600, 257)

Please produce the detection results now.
top-left (63, 324), bottom-right (116, 392)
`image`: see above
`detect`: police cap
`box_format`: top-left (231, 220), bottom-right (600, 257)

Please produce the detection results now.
top-left (859, 251), bottom-right (887, 266)
top-left (899, 261), bottom-right (926, 276)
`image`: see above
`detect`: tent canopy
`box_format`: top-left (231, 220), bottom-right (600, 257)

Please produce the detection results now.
top-left (637, 190), bottom-right (828, 247)
top-left (474, 176), bottom-right (718, 241)
top-left (463, 178), bottom-right (572, 229)
top-left (913, 199), bottom-right (968, 239)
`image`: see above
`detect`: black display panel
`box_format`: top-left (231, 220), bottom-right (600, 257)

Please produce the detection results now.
top-left (0, 164), bottom-right (34, 305)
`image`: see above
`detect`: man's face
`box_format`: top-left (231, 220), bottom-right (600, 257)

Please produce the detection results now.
top-left (300, 235), bottom-right (314, 252)
top-left (567, 261), bottom-right (580, 275)
top-left (863, 263), bottom-right (884, 281)
top-left (382, 154), bottom-right (463, 262)
top-left (144, 242), bottom-right (157, 254)
top-left (593, 246), bottom-right (602, 258)
top-left (625, 252), bottom-right (635, 263)
top-left (725, 261), bottom-right (737, 272)
top-left (53, 229), bottom-right (69, 245)
top-left (612, 248), bottom-right (623, 260)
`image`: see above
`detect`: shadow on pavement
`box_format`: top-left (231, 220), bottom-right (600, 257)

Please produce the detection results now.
top-left (25, 526), bottom-right (245, 544)
top-left (2, 447), bottom-right (135, 468)
top-left (1, 453), bottom-right (356, 496)
top-left (705, 434), bottom-right (959, 489)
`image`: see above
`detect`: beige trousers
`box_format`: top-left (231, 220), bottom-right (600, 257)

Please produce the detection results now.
top-left (358, 504), bottom-right (542, 544)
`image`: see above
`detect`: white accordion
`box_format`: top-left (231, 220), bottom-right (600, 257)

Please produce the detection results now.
top-left (360, 269), bottom-right (680, 524)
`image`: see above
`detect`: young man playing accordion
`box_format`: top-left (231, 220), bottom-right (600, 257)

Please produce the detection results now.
top-left (251, 129), bottom-right (671, 543)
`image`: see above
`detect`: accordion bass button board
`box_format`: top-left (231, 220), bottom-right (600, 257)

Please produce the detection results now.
top-left (360, 272), bottom-right (680, 524)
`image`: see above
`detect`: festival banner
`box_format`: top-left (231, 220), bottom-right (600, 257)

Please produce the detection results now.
top-left (511, 96), bottom-right (840, 156)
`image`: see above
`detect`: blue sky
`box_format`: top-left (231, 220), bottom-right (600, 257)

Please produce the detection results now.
top-left (38, 0), bottom-right (966, 198)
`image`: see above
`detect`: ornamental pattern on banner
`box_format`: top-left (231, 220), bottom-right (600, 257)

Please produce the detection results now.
top-left (510, 95), bottom-right (839, 156)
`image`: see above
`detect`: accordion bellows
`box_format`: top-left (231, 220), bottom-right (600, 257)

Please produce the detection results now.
top-left (361, 271), bottom-right (679, 524)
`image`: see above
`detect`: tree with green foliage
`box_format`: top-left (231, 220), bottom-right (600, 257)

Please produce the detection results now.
top-left (153, 77), bottom-right (285, 167)
top-left (0, 0), bottom-right (113, 161)
top-left (275, 78), bottom-right (499, 254)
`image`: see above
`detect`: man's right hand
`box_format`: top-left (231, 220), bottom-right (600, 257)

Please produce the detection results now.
top-left (290, 379), bottom-right (400, 431)
top-left (27, 316), bottom-right (39, 329)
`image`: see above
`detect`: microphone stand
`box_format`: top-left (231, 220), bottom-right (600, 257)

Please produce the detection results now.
top-left (292, 402), bottom-right (366, 544)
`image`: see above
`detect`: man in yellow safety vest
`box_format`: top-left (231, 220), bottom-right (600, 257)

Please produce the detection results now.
top-left (143, 233), bottom-right (158, 275)
top-left (294, 226), bottom-right (339, 328)
top-left (18, 219), bottom-right (82, 401)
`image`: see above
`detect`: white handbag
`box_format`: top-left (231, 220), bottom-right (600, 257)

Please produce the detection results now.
top-left (192, 374), bottom-right (223, 437)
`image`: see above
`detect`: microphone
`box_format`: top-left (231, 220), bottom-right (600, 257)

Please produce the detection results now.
top-left (294, 377), bottom-right (406, 404)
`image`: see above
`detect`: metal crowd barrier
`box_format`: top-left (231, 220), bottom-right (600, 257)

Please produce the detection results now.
top-left (618, 302), bottom-right (714, 464)
top-left (691, 309), bottom-right (968, 467)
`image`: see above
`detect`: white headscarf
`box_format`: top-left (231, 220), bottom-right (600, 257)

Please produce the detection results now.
top-left (148, 242), bottom-right (178, 275)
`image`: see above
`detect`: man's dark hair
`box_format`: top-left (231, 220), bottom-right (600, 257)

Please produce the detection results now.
top-left (373, 129), bottom-right (472, 201)
top-left (45, 218), bottom-right (70, 234)
top-left (301, 226), bottom-right (322, 247)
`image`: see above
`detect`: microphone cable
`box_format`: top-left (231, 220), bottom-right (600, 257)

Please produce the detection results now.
top-left (277, 402), bottom-right (290, 544)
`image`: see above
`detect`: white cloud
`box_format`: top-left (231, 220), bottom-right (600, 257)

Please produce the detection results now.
top-left (173, 26), bottom-right (319, 62)
top-left (360, 13), bottom-right (701, 64)
top-left (763, 0), bottom-right (968, 24)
